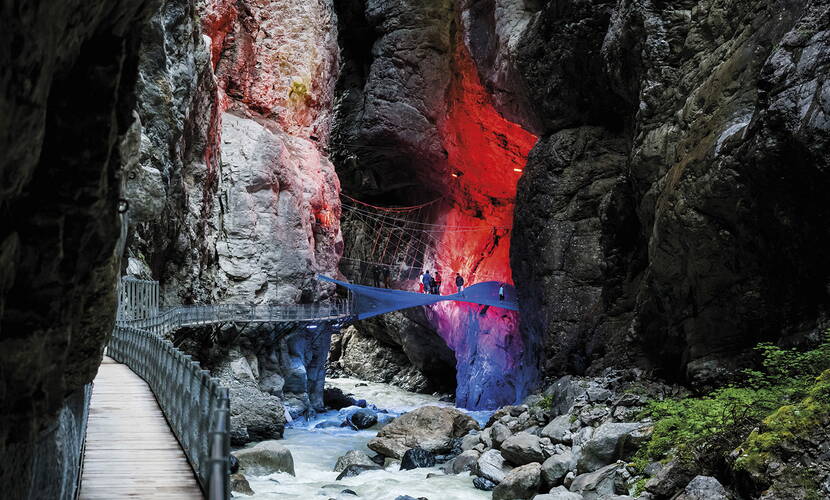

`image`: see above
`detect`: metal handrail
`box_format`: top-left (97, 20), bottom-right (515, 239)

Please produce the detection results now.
top-left (117, 300), bottom-right (354, 336)
top-left (106, 276), bottom-right (353, 500)
top-left (107, 326), bottom-right (230, 499)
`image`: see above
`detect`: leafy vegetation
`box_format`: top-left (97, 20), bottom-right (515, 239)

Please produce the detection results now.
top-left (633, 333), bottom-right (830, 473)
top-left (537, 393), bottom-right (555, 410)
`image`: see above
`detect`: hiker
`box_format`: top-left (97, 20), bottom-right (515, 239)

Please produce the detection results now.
top-left (372, 265), bottom-right (381, 287)
top-left (435, 271), bottom-right (443, 295)
top-left (455, 273), bottom-right (464, 293)
top-left (499, 283), bottom-right (505, 301)
top-left (429, 274), bottom-right (437, 294)
top-left (422, 271), bottom-right (432, 294)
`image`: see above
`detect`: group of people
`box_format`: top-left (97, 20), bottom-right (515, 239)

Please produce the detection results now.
top-left (419, 270), bottom-right (465, 295)
top-left (371, 265), bottom-right (391, 288)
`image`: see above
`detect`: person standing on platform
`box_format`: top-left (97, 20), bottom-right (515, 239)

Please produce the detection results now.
top-left (434, 271), bottom-right (443, 295)
top-left (372, 265), bottom-right (381, 287)
top-left (383, 266), bottom-right (391, 288)
top-left (499, 283), bottom-right (505, 301)
top-left (422, 270), bottom-right (432, 294)
top-left (455, 273), bottom-right (464, 294)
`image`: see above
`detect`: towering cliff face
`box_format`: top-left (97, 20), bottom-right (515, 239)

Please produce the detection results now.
top-left (125, 0), bottom-right (344, 428)
top-left (0, 0), bottom-right (159, 496)
top-left (331, 0), bottom-right (540, 409)
top-left (511, 0), bottom-right (830, 385)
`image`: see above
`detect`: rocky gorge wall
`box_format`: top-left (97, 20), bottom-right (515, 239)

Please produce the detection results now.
top-left (330, 0), bottom-right (542, 410)
top-left (124, 0), bottom-right (345, 435)
top-left (510, 0), bottom-right (830, 386)
top-left (0, 0), bottom-right (160, 496)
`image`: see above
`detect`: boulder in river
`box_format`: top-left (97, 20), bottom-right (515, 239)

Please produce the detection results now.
top-left (400, 447), bottom-right (436, 470)
top-left (368, 406), bottom-right (479, 459)
top-left (474, 449), bottom-right (512, 484)
top-left (324, 386), bottom-right (357, 409)
top-left (334, 450), bottom-right (377, 472)
top-left (492, 462), bottom-right (542, 500)
top-left (315, 419), bottom-right (343, 429)
top-left (442, 449), bottom-right (480, 474)
top-left (230, 472), bottom-right (254, 495)
top-left (473, 476), bottom-right (497, 491)
top-left (347, 408), bottom-right (378, 429)
top-left (336, 463), bottom-right (383, 480)
top-left (232, 440), bottom-right (295, 476)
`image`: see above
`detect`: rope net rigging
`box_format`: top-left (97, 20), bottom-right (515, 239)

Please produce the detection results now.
top-left (339, 193), bottom-right (511, 286)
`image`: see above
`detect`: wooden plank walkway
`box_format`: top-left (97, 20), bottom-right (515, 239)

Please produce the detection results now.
top-left (80, 356), bottom-right (203, 499)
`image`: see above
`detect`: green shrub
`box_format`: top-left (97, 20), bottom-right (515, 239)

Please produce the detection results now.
top-left (634, 332), bottom-right (830, 471)
top-left (537, 394), bottom-right (555, 410)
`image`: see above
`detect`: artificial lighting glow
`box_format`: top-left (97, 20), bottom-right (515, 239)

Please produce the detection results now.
top-left (513, 168), bottom-right (522, 173)
top-left (306, 324), bottom-right (318, 329)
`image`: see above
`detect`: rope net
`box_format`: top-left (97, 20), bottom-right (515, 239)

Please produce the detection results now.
top-left (339, 194), bottom-right (511, 286)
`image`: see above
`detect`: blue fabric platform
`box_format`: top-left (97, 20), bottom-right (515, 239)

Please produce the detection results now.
top-left (317, 275), bottom-right (518, 320)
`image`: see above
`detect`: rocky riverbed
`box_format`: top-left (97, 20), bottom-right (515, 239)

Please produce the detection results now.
top-left (227, 370), bottom-right (736, 500)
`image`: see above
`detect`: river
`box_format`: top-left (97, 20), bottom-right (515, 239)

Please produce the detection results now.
top-left (244, 377), bottom-right (492, 500)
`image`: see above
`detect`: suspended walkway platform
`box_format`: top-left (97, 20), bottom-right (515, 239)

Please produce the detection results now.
top-left (317, 275), bottom-right (518, 320)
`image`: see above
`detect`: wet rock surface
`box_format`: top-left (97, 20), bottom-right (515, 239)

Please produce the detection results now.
top-left (233, 440), bottom-right (295, 476)
top-left (334, 450), bottom-right (377, 473)
top-left (400, 447), bottom-right (437, 470)
top-left (368, 406), bottom-right (480, 460)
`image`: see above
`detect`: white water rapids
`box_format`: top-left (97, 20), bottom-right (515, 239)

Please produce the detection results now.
top-left (243, 377), bottom-right (491, 500)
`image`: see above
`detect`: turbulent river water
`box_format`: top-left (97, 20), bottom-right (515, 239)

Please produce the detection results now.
top-left (244, 377), bottom-right (492, 500)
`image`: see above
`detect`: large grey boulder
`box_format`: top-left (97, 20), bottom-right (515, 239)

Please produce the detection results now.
top-left (474, 449), bottom-right (513, 484)
top-left (442, 449), bottom-right (480, 474)
top-left (533, 486), bottom-right (583, 499)
top-left (216, 352), bottom-right (287, 445)
top-left (501, 432), bottom-right (546, 465)
top-left (492, 422), bottom-right (513, 448)
top-left (541, 415), bottom-right (573, 444)
top-left (541, 450), bottom-right (577, 486)
top-left (334, 450), bottom-right (376, 472)
top-left (645, 460), bottom-right (696, 498)
top-left (577, 423), bottom-right (650, 473)
top-left (493, 462), bottom-right (543, 500)
top-left (367, 406), bottom-right (479, 459)
top-left (233, 441), bottom-right (295, 476)
top-left (675, 476), bottom-right (731, 500)
top-left (570, 462), bottom-right (623, 499)
top-left (461, 432), bottom-right (481, 451)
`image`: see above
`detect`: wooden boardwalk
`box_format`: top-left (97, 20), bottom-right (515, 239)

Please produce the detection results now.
top-left (80, 356), bottom-right (203, 499)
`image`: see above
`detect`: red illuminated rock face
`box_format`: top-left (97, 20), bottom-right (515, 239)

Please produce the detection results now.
top-left (425, 39), bottom-right (537, 408)
top-left (331, 0), bottom-right (539, 408)
top-left (199, 0), bottom-right (339, 139)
